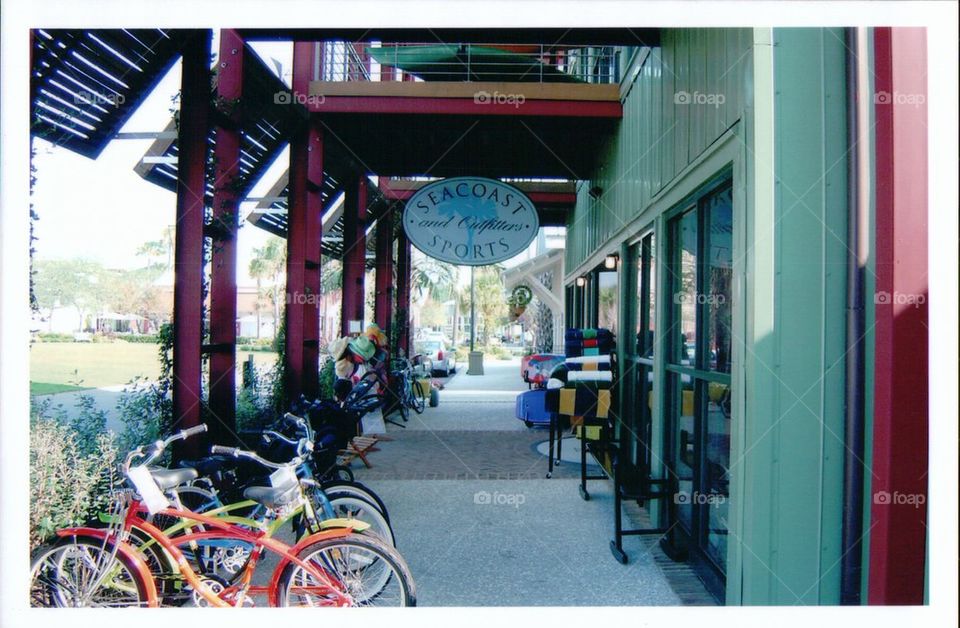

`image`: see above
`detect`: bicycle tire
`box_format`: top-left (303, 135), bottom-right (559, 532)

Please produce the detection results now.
top-left (30, 535), bottom-right (153, 607)
top-left (411, 383), bottom-right (426, 414)
top-left (276, 534), bottom-right (416, 607)
top-left (325, 495), bottom-right (396, 547)
top-left (320, 480), bottom-right (390, 523)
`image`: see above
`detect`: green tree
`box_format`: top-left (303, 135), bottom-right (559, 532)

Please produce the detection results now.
top-left (249, 237), bottom-right (286, 340)
top-left (33, 259), bottom-right (109, 331)
top-left (136, 225), bottom-right (176, 272)
top-left (459, 266), bottom-right (507, 344)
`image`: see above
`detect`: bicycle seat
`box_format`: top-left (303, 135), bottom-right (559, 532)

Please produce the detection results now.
top-left (150, 467), bottom-right (199, 491)
top-left (243, 484), bottom-right (299, 510)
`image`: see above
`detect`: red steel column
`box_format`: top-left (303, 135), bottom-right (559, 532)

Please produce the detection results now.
top-left (868, 27), bottom-right (928, 605)
top-left (340, 176), bottom-right (368, 336)
top-left (394, 224), bottom-right (412, 356)
top-left (374, 207), bottom-right (395, 336)
top-left (284, 42), bottom-right (319, 403)
top-left (172, 30), bottom-right (212, 460)
top-left (207, 29), bottom-right (244, 445)
top-left (289, 41), bottom-right (324, 399)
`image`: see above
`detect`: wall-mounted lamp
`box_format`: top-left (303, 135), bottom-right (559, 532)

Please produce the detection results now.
top-left (588, 185), bottom-right (604, 199)
top-left (604, 253), bottom-right (619, 270)
top-left (575, 276), bottom-right (587, 287)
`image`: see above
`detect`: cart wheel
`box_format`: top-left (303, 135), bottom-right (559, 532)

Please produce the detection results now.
top-left (545, 472), bottom-right (552, 479)
top-left (429, 388), bottom-right (439, 407)
top-left (524, 420), bottom-right (533, 428)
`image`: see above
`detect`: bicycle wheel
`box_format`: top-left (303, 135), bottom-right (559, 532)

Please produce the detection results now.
top-left (30, 536), bottom-right (153, 607)
top-left (320, 480), bottom-right (390, 523)
top-left (326, 495), bottom-right (396, 547)
top-left (276, 534), bottom-right (416, 607)
top-left (410, 381), bottom-right (426, 414)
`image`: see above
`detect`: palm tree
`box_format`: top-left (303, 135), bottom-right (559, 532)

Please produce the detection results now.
top-left (249, 237), bottom-right (286, 340)
top-left (411, 253), bottom-right (459, 340)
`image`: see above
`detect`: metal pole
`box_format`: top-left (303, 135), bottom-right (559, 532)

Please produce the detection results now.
top-left (469, 266), bottom-right (476, 352)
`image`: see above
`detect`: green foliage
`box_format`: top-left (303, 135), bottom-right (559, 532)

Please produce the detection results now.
top-left (270, 316), bottom-right (288, 413)
top-left (459, 266), bottom-right (508, 344)
top-left (34, 332), bottom-right (76, 343)
top-left (249, 236), bottom-right (287, 341)
top-left (114, 376), bottom-right (172, 456)
top-left (29, 398), bottom-right (119, 550)
top-left (319, 357), bottom-right (336, 401)
top-left (118, 334), bottom-right (159, 344)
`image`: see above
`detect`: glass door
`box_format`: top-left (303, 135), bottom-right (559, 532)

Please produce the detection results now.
top-left (664, 181), bottom-right (733, 600)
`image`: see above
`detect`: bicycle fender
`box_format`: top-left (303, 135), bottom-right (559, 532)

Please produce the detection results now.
top-left (55, 528), bottom-right (160, 607)
top-left (318, 517), bottom-right (371, 533)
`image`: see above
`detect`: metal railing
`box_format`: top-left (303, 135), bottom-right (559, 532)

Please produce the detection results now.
top-left (316, 42), bottom-right (621, 84)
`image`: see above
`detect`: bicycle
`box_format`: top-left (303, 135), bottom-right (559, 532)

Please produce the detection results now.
top-left (30, 425), bottom-right (416, 607)
top-left (138, 419), bottom-right (397, 604)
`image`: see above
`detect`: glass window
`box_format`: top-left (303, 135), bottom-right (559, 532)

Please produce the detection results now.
top-left (673, 209), bottom-right (698, 365)
top-left (597, 271), bottom-right (618, 336)
top-left (706, 188), bottom-right (733, 374)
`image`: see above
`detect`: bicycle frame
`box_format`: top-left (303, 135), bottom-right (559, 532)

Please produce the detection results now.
top-left (60, 496), bottom-right (368, 607)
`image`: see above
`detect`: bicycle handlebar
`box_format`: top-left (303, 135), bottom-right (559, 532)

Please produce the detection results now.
top-left (210, 444), bottom-right (309, 470)
top-left (123, 424), bottom-right (208, 471)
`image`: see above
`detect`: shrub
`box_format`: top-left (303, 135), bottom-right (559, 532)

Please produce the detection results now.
top-left (115, 377), bottom-right (172, 456)
top-left (29, 399), bottom-right (119, 550)
top-left (119, 334), bottom-right (159, 343)
top-left (35, 332), bottom-right (75, 343)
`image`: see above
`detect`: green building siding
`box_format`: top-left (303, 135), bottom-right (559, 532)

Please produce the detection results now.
top-left (743, 27), bottom-right (848, 604)
top-left (565, 28), bottom-right (753, 273)
top-left (564, 28), bottom-right (854, 605)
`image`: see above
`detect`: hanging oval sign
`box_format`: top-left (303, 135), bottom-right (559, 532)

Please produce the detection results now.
top-left (402, 177), bottom-right (539, 266)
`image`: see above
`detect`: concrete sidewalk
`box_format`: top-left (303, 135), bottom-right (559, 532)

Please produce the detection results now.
top-left (352, 357), bottom-right (713, 606)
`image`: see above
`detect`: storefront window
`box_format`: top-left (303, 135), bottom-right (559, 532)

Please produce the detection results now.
top-left (674, 209), bottom-right (698, 365)
top-left (597, 271), bottom-right (618, 336)
top-left (706, 188), bottom-right (733, 374)
top-left (665, 180), bottom-right (733, 594)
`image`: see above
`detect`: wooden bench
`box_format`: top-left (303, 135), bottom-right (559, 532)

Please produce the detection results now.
top-left (338, 435), bottom-right (394, 468)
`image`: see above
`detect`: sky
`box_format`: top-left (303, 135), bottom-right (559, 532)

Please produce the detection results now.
top-left (31, 38), bottom-right (293, 287)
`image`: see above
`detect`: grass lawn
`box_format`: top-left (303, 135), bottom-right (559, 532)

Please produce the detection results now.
top-left (29, 382), bottom-right (90, 396)
top-left (30, 342), bottom-right (279, 394)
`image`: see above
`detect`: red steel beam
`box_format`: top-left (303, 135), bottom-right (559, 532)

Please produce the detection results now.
top-left (305, 96), bottom-right (621, 117)
top-left (395, 227), bottom-right (412, 357)
top-left (340, 176), bottom-right (368, 336)
top-left (374, 208), bottom-right (395, 336)
top-left (284, 42), bottom-right (319, 403)
top-left (290, 42), bottom-right (325, 399)
top-left (868, 27), bottom-right (928, 606)
top-left (172, 30), bottom-right (212, 461)
top-left (207, 29), bottom-right (244, 446)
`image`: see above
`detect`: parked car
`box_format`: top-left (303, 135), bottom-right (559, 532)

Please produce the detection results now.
top-left (416, 339), bottom-right (457, 377)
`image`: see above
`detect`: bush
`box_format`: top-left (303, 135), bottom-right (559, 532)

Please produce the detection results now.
top-left (114, 376), bottom-right (172, 455)
top-left (35, 332), bottom-right (75, 343)
top-left (119, 334), bottom-right (159, 343)
top-left (30, 399), bottom-right (119, 550)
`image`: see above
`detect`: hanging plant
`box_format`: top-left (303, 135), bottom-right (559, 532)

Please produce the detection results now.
top-left (510, 285), bottom-right (533, 308)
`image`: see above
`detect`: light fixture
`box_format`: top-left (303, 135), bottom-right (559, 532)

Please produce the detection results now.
top-left (604, 253), bottom-right (619, 270)
top-left (575, 276), bottom-right (586, 287)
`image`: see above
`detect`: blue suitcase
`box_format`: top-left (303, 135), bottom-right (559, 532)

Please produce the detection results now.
top-left (515, 388), bottom-right (554, 427)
